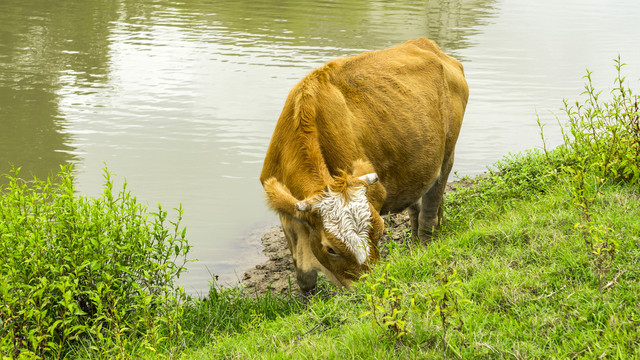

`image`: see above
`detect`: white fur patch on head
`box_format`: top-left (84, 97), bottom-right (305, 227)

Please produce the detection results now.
top-left (312, 186), bottom-right (371, 264)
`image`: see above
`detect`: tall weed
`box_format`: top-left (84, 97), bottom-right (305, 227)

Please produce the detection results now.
top-left (540, 57), bottom-right (640, 204)
top-left (539, 58), bottom-right (639, 299)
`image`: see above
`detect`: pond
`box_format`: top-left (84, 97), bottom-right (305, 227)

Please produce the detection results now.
top-left (1, 0), bottom-right (639, 295)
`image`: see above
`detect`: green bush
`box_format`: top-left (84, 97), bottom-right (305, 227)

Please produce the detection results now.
top-left (0, 166), bottom-right (190, 359)
top-left (540, 57), bottom-right (640, 202)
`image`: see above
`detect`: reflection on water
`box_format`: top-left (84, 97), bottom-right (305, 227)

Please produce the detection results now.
top-left (0, 0), bottom-right (117, 179)
top-left (1, 0), bottom-right (639, 294)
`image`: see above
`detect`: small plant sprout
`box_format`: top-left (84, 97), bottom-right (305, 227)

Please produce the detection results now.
top-left (430, 266), bottom-right (467, 359)
top-left (359, 263), bottom-right (412, 344)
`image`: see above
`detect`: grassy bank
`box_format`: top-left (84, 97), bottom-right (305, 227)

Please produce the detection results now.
top-left (174, 59), bottom-right (640, 359)
top-left (182, 162), bottom-right (639, 359)
top-left (2, 62), bottom-right (639, 359)
top-left (180, 60), bottom-right (640, 359)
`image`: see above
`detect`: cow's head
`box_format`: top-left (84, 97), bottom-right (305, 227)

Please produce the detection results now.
top-left (262, 165), bottom-right (384, 292)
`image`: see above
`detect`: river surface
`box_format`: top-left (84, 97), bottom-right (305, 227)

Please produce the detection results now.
top-left (1, 0), bottom-right (639, 295)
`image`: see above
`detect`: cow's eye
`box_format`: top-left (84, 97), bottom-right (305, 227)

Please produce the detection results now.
top-left (325, 246), bottom-right (337, 255)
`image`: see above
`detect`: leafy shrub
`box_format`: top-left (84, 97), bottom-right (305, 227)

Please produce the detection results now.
top-left (540, 57), bottom-right (640, 210)
top-left (0, 166), bottom-right (190, 359)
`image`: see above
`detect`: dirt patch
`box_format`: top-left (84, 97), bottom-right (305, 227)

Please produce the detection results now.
top-left (241, 180), bottom-right (475, 296)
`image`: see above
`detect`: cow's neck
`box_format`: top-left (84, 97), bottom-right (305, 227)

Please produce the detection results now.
top-left (289, 156), bottom-right (334, 200)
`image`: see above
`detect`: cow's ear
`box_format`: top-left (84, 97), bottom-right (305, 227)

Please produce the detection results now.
top-left (263, 177), bottom-right (301, 217)
top-left (352, 159), bottom-right (386, 211)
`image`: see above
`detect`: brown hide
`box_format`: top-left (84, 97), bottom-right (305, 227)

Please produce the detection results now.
top-left (260, 38), bottom-right (469, 293)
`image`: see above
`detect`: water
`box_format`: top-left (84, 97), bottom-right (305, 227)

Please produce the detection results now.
top-left (1, 0), bottom-right (639, 295)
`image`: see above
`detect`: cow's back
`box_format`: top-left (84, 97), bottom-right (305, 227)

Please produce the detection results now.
top-left (325, 38), bottom-right (468, 212)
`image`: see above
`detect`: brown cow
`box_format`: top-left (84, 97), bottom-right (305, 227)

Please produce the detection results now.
top-left (260, 38), bottom-right (468, 294)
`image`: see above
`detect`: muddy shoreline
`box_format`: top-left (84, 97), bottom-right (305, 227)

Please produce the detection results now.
top-left (241, 180), bottom-right (475, 296)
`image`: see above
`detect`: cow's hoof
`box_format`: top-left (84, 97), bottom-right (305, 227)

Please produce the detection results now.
top-left (418, 232), bottom-right (436, 244)
top-left (417, 226), bottom-right (439, 243)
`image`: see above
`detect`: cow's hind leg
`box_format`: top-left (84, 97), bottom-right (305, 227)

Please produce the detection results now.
top-left (408, 201), bottom-right (421, 241)
top-left (417, 155), bottom-right (454, 241)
